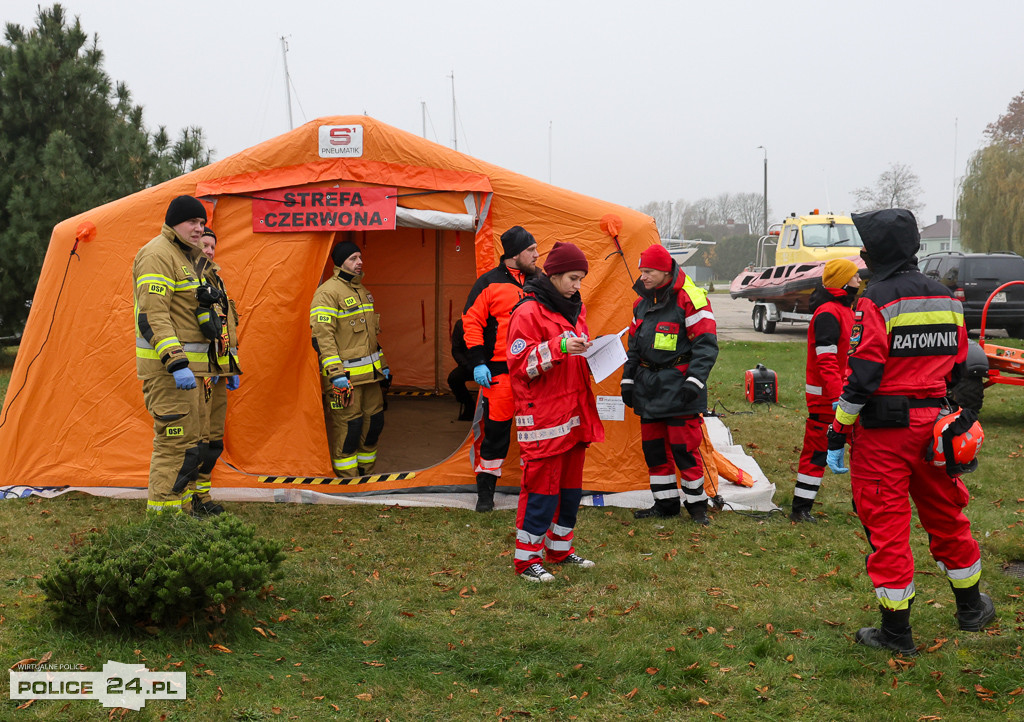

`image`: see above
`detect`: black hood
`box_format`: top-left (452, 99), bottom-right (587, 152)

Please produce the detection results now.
top-left (852, 208), bottom-right (920, 284)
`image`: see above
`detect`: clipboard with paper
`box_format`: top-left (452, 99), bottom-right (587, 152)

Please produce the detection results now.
top-left (582, 327), bottom-right (628, 383)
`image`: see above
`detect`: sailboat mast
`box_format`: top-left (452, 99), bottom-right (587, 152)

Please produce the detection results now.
top-left (281, 36), bottom-right (293, 130)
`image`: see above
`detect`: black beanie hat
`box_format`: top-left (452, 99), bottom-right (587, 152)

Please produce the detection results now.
top-left (165, 195), bottom-right (207, 227)
top-left (500, 226), bottom-right (536, 259)
top-left (331, 240), bottom-right (361, 267)
top-left (201, 226), bottom-right (216, 240)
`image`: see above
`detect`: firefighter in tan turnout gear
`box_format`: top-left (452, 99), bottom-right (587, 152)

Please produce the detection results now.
top-left (133, 195), bottom-right (219, 515)
top-left (188, 226), bottom-right (243, 516)
top-left (311, 240), bottom-right (391, 477)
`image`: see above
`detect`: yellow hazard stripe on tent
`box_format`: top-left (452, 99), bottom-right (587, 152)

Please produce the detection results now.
top-left (258, 471), bottom-right (417, 486)
top-left (388, 390), bottom-right (445, 397)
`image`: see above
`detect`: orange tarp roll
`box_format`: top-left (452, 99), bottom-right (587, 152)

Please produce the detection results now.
top-left (698, 418), bottom-right (754, 497)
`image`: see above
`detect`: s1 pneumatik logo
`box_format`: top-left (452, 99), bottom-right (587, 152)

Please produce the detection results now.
top-left (318, 125), bottom-right (364, 158)
top-left (10, 660), bottom-right (186, 711)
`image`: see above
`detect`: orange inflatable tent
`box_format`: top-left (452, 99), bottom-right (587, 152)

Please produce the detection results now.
top-left (0, 115), bottom-right (663, 498)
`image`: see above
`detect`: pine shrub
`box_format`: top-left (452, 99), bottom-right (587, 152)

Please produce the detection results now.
top-left (39, 513), bottom-right (286, 629)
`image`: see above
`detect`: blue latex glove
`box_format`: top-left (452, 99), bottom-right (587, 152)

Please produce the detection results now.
top-left (473, 364), bottom-right (492, 388)
top-left (226, 375), bottom-right (240, 390)
top-left (832, 400), bottom-right (839, 410)
top-left (383, 368), bottom-right (391, 380)
top-left (332, 376), bottom-right (351, 390)
top-left (826, 448), bottom-right (849, 474)
top-left (171, 367), bottom-right (197, 390)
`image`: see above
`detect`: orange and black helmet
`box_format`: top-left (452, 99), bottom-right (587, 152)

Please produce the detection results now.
top-left (927, 408), bottom-right (984, 475)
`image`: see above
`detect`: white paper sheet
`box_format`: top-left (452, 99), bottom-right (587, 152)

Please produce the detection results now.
top-left (583, 328), bottom-right (628, 383)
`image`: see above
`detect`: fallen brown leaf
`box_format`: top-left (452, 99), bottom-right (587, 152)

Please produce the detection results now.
top-left (926, 638), bottom-right (947, 653)
top-left (253, 627), bottom-right (267, 638)
top-left (624, 687), bottom-right (638, 699)
top-left (210, 644), bottom-right (233, 653)
top-left (355, 693), bottom-right (372, 701)
top-left (361, 640), bottom-right (377, 646)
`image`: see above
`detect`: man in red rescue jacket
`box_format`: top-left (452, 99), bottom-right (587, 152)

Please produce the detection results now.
top-left (506, 242), bottom-right (604, 582)
top-left (828, 208), bottom-right (995, 656)
top-left (621, 244), bottom-right (719, 526)
top-left (790, 258), bottom-right (861, 523)
top-left (462, 226), bottom-right (539, 511)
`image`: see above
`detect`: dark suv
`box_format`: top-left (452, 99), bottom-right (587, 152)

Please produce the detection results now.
top-left (920, 252), bottom-right (1024, 337)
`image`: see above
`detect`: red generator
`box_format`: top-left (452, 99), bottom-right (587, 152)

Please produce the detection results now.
top-left (745, 363), bottom-right (778, 404)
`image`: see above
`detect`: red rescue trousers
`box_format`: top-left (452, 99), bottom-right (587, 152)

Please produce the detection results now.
top-left (793, 412), bottom-right (832, 513)
top-left (640, 416), bottom-right (706, 513)
top-left (513, 442), bottom-right (586, 574)
top-left (850, 407), bottom-right (981, 611)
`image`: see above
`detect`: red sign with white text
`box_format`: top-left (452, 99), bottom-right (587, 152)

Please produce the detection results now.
top-left (252, 186), bottom-right (397, 233)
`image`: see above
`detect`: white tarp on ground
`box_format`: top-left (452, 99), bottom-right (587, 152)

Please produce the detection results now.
top-left (0, 417), bottom-right (778, 513)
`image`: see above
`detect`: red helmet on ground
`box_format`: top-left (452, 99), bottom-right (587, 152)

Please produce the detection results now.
top-left (928, 408), bottom-right (984, 475)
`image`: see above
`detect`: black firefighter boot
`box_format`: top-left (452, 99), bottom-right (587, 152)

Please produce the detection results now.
top-left (685, 499), bottom-right (711, 527)
top-left (475, 472), bottom-right (497, 512)
top-left (951, 582), bottom-right (996, 631)
top-left (855, 605), bottom-right (918, 656)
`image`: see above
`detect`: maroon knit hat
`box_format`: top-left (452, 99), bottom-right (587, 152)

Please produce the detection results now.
top-left (638, 244), bottom-right (673, 272)
top-left (543, 242), bottom-right (589, 275)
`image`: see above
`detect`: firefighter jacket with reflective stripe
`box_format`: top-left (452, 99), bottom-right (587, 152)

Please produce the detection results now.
top-left (804, 286), bottom-right (854, 413)
top-left (506, 278), bottom-right (604, 462)
top-left (203, 261), bottom-right (242, 375)
top-left (462, 264), bottom-right (528, 372)
top-left (133, 225), bottom-right (216, 379)
top-left (835, 270), bottom-right (967, 427)
top-left (310, 272), bottom-right (387, 386)
top-left (624, 266), bottom-right (718, 418)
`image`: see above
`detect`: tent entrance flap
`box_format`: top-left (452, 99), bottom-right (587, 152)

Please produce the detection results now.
top-left (354, 226), bottom-right (475, 392)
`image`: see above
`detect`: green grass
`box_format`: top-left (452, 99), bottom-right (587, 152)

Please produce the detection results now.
top-left (1, 341), bottom-right (1022, 720)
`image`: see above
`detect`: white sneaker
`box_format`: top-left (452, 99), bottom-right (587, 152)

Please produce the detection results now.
top-left (520, 562), bottom-right (555, 582)
top-left (556, 553), bottom-right (595, 568)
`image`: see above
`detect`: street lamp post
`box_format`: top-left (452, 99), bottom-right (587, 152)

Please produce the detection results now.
top-left (756, 146), bottom-right (768, 235)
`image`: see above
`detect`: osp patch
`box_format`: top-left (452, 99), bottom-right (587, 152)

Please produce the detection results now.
top-left (509, 338), bottom-right (527, 355)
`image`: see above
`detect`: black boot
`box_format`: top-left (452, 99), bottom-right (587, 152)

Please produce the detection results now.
top-left (685, 500), bottom-right (711, 527)
top-left (633, 503), bottom-right (680, 519)
top-left (952, 583), bottom-right (996, 631)
top-left (789, 507), bottom-right (817, 523)
top-left (475, 473), bottom-right (497, 512)
top-left (457, 402), bottom-right (475, 421)
top-left (855, 606), bottom-right (917, 656)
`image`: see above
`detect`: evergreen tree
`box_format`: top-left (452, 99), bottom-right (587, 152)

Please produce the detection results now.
top-left (0, 4), bottom-right (212, 337)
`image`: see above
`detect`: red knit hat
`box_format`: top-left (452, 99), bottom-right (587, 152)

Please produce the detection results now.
top-left (544, 242), bottom-right (589, 275)
top-left (638, 244), bottom-right (673, 272)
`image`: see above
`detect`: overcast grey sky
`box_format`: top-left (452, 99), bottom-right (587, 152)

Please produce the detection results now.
top-left (7, 0), bottom-right (1023, 228)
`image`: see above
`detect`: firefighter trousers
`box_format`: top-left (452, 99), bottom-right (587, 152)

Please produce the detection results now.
top-left (850, 409), bottom-right (982, 611)
top-left (192, 377), bottom-right (227, 505)
top-left (324, 381), bottom-right (384, 477)
top-left (142, 374), bottom-right (204, 514)
top-left (514, 442), bottom-right (587, 574)
top-left (640, 416), bottom-right (707, 513)
top-left (472, 374), bottom-right (514, 479)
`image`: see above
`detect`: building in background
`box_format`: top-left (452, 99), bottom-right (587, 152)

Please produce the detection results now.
top-left (919, 215), bottom-right (963, 256)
